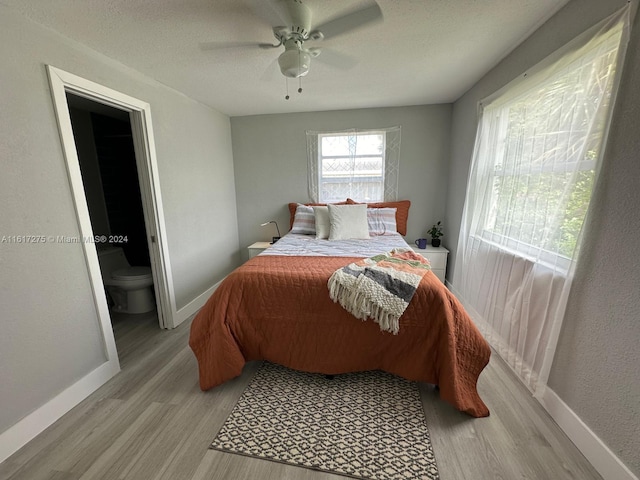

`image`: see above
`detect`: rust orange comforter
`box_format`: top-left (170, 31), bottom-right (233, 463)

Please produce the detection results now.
top-left (189, 255), bottom-right (491, 417)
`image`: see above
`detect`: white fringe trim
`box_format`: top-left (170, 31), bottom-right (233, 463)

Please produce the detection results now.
top-left (328, 274), bottom-right (401, 335)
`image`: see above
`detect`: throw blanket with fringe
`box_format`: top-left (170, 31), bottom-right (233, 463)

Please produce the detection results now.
top-left (328, 248), bottom-right (431, 334)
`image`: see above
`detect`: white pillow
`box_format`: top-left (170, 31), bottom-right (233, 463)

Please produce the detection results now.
top-left (328, 204), bottom-right (370, 240)
top-left (313, 206), bottom-right (330, 239)
top-left (291, 204), bottom-right (316, 235)
top-left (367, 207), bottom-right (397, 235)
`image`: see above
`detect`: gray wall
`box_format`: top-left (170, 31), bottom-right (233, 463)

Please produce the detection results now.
top-left (446, 0), bottom-right (640, 475)
top-left (231, 105), bottom-right (452, 257)
top-left (0, 5), bottom-right (238, 435)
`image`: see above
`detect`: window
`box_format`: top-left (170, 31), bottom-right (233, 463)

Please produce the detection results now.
top-left (318, 132), bottom-right (385, 203)
top-left (453, 5), bottom-right (630, 395)
top-left (477, 21), bottom-right (624, 264)
top-left (306, 127), bottom-right (401, 203)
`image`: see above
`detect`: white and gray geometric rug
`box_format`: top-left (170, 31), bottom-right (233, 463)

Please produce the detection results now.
top-left (210, 362), bottom-right (439, 480)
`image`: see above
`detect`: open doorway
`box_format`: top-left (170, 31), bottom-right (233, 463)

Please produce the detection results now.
top-left (67, 95), bottom-right (160, 355)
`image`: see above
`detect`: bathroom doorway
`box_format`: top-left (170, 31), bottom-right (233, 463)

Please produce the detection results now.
top-left (47, 66), bottom-right (176, 351)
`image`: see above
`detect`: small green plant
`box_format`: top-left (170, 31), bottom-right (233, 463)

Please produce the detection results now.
top-left (427, 221), bottom-right (443, 239)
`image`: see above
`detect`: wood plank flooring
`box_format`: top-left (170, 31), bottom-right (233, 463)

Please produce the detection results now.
top-left (0, 311), bottom-right (601, 480)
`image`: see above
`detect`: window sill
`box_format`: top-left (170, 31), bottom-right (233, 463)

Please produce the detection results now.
top-left (470, 234), bottom-right (570, 277)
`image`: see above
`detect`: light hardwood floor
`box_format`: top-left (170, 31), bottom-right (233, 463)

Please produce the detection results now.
top-left (0, 311), bottom-right (601, 480)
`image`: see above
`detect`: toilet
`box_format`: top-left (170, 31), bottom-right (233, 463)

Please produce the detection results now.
top-left (97, 246), bottom-right (155, 314)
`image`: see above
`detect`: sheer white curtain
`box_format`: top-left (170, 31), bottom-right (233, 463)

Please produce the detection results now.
top-left (453, 6), bottom-right (631, 395)
top-left (306, 127), bottom-right (401, 203)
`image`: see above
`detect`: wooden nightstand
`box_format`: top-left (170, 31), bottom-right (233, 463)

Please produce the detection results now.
top-left (248, 241), bottom-right (271, 259)
top-left (411, 245), bottom-right (449, 284)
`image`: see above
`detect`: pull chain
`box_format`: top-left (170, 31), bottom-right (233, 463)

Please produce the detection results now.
top-left (297, 47), bottom-right (302, 94)
top-left (285, 77), bottom-right (290, 100)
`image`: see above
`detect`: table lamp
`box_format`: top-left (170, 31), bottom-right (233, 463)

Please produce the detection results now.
top-left (260, 221), bottom-right (281, 244)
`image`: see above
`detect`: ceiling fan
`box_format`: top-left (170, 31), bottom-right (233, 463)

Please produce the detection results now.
top-left (203, 0), bottom-right (383, 81)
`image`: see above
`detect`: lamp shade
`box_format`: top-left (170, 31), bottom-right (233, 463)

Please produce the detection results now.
top-left (278, 49), bottom-right (311, 78)
top-left (260, 221), bottom-right (281, 243)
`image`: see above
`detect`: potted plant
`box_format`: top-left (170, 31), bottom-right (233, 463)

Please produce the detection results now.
top-left (427, 221), bottom-right (443, 247)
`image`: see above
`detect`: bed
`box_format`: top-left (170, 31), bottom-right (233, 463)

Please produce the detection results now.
top-left (189, 230), bottom-right (491, 418)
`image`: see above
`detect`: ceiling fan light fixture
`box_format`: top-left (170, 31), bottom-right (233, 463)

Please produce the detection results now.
top-left (278, 48), bottom-right (311, 78)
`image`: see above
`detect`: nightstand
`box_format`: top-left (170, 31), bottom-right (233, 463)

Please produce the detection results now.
top-left (248, 241), bottom-right (271, 259)
top-left (411, 245), bottom-right (449, 284)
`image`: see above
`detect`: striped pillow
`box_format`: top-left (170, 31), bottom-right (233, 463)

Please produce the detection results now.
top-left (290, 204), bottom-right (316, 235)
top-left (348, 199), bottom-right (410, 235)
top-left (367, 208), bottom-right (397, 235)
top-left (288, 200), bottom-right (354, 229)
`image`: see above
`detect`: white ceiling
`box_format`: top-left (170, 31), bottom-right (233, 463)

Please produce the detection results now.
top-left (5, 0), bottom-right (569, 117)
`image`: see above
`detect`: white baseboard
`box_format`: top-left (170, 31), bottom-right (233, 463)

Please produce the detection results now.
top-left (0, 278), bottom-right (223, 463)
top-left (0, 359), bottom-right (120, 464)
top-left (540, 387), bottom-right (638, 480)
top-left (174, 279), bottom-right (223, 326)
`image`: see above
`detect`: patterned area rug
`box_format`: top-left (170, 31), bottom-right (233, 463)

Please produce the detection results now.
top-left (210, 362), bottom-right (439, 480)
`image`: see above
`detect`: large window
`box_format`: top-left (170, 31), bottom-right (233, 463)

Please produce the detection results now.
top-left (482, 39), bottom-right (620, 263)
top-left (453, 6), bottom-right (630, 395)
top-left (306, 127), bottom-right (401, 203)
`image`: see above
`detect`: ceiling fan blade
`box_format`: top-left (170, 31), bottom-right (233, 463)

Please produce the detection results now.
top-left (312, 1), bottom-right (382, 41)
top-left (199, 41), bottom-right (278, 51)
top-left (314, 48), bottom-right (358, 70)
top-left (244, 0), bottom-right (291, 28)
top-left (260, 58), bottom-right (280, 82)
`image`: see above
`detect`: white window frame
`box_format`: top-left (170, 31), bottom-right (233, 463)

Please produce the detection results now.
top-left (306, 126), bottom-right (401, 203)
top-left (317, 130), bottom-right (386, 203)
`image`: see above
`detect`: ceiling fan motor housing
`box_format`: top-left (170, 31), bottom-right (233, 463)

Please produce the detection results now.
top-left (284, 0), bottom-right (312, 38)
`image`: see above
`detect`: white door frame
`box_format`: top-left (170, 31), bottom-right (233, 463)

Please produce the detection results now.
top-left (47, 65), bottom-right (177, 332)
